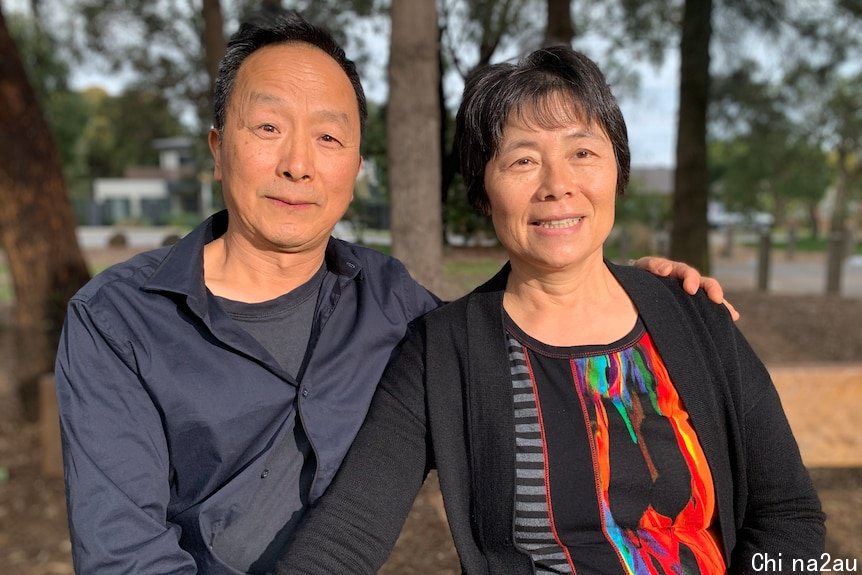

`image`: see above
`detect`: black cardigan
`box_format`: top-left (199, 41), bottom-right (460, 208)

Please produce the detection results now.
top-left (278, 263), bottom-right (825, 575)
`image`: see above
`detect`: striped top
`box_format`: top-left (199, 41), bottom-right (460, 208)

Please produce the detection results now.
top-left (506, 316), bottom-right (726, 575)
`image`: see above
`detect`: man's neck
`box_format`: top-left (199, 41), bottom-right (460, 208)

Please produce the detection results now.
top-left (203, 233), bottom-right (327, 303)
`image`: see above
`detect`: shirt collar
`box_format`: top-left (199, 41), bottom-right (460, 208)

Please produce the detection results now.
top-left (143, 210), bottom-right (362, 315)
top-left (323, 236), bottom-right (362, 280)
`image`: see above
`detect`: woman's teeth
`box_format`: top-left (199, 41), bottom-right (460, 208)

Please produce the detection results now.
top-left (536, 217), bottom-right (583, 228)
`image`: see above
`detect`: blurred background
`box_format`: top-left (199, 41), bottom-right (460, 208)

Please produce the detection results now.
top-left (0, 0), bottom-right (859, 573)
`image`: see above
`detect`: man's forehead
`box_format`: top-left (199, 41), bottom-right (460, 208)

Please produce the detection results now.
top-left (236, 44), bottom-right (353, 91)
top-left (246, 91), bottom-right (351, 123)
top-left (245, 41), bottom-right (340, 72)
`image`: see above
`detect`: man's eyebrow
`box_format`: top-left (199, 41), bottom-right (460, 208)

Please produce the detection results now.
top-left (246, 92), bottom-right (351, 125)
top-left (248, 91), bottom-right (285, 105)
top-left (315, 110), bottom-right (351, 126)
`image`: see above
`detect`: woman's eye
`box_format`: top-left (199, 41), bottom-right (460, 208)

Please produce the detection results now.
top-left (259, 124), bottom-right (277, 133)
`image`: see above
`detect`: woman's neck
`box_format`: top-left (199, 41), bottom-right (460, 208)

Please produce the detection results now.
top-left (503, 260), bottom-right (637, 347)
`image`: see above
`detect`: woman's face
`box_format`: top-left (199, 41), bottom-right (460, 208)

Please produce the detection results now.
top-left (484, 102), bottom-right (618, 275)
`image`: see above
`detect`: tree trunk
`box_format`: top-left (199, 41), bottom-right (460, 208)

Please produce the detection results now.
top-left (670, 0), bottom-right (712, 273)
top-left (825, 152), bottom-right (852, 294)
top-left (438, 22), bottom-right (452, 245)
top-left (807, 202), bottom-right (820, 241)
top-left (440, 1), bottom-right (520, 248)
top-left (543, 0), bottom-right (574, 47)
top-left (0, 9), bottom-right (91, 421)
top-left (388, 0), bottom-right (443, 292)
top-left (201, 0), bottom-right (225, 100)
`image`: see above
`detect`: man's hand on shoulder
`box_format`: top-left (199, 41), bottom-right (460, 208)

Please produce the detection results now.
top-left (631, 256), bottom-right (740, 321)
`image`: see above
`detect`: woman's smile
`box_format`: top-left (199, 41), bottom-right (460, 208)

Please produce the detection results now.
top-left (531, 216), bottom-right (585, 229)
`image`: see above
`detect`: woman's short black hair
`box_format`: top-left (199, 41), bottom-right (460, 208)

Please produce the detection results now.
top-left (454, 46), bottom-right (630, 214)
top-left (212, 10), bottom-right (367, 138)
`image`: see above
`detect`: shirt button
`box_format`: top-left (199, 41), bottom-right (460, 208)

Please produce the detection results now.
top-left (261, 469), bottom-right (269, 478)
top-left (301, 388), bottom-right (309, 397)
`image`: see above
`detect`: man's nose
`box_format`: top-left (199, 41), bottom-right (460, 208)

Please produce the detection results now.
top-left (278, 135), bottom-right (314, 181)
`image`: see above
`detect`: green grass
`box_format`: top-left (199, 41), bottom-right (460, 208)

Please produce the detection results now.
top-left (443, 256), bottom-right (507, 296)
top-left (0, 258), bottom-right (115, 308)
top-left (1, 231), bottom-right (856, 310)
top-left (0, 259), bottom-right (10, 307)
top-left (0, 285), bottom-right (12, 307)
top-left (354, 242), bottom-right (391, 256)
top-left (88, 262), bottom-right (115, 276)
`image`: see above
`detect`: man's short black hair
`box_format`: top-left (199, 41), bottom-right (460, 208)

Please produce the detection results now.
top-left (213, 11), bottom-right (367, 137)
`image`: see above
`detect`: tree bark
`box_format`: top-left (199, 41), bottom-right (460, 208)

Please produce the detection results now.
top-left (201, 0), bottom-right (225, 104)
top-left (438, 22), bottom-right (452, 244)
top-left (670, 0), bottom-right (712, 273)
top-left (825, 150), bottom-right (853, 294)
top-left (0, 9), bottom-right (90, 420)
top-left (440, 0), bottom-right (521, 246)
top-left (388, 0), bottom-right (443, 292)
top-left (543, 0), bottom-right (575, 47)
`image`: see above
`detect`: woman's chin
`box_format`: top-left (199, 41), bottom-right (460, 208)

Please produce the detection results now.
top-left (512, 249), bottom-right (605, 275)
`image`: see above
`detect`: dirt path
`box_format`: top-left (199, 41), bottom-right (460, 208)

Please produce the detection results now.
top-left (1, 247), bottom-right (860, 572)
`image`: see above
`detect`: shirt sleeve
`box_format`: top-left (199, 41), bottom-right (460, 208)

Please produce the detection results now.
top-left (275, 324), bottom-right (431, 574)
top-left (54, 297), bottom-right (197, 574)
top-left (406, 272), bottom-right (443, 318)
top-left (727, 324), bottom-right (826, 573)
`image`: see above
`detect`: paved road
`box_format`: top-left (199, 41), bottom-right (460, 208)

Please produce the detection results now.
top-left (712, 252), bottom-right (862, 298)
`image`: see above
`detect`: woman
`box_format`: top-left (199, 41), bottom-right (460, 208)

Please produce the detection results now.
top-left (277, 46), bottom-right (824, 574)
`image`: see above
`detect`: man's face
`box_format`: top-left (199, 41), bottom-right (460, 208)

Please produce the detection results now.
top-left (209, 43), bottom-right (362, 255)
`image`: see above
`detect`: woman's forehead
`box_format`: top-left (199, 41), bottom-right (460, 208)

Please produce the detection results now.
top-left (505, 92), bottom-right (591, 132)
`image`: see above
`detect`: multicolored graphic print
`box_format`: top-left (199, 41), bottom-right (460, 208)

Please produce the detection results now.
top-left (508, 322), bottom-right (726, 575)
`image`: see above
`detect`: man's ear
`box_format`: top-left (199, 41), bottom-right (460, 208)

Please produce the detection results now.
top-left (208, 128), bottom-right (222, 180)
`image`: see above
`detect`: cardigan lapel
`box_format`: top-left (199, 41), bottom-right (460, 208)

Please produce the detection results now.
top-left (608, 263), bottom-right (736, 562)
top-left (463, 265), bottom-right (531, 570)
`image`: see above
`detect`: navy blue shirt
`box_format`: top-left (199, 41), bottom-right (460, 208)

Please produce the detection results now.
top-left (54, 211), bottom-right (440, 573)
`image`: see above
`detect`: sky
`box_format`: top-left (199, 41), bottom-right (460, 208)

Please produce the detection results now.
top-left (342, 14), bottom-right (682, 168)
top-left (7, 0), bottom-right (682, 168)
top-left (615, 58), bottom-right (681, 168)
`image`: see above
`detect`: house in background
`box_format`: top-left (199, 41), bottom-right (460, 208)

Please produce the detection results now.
top-left (89, 137), bottom-right (201, 225)
top-left (629, 166), bottom-right (673, 196)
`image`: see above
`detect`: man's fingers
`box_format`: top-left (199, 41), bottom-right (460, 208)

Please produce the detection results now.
top-left (699, 276), bottom-right (724, 302)
top-left (723, 298), bottom-right (741, 322)
top-left (630, 257), bottom-right (741, 321)
top-left (632, 256), bottom-right (674, 276)
top-left (696, 276), bottom-right (741, 321)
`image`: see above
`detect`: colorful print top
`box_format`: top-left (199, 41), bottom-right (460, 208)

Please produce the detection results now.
top-left (506, 316), bottom-right (726, 575)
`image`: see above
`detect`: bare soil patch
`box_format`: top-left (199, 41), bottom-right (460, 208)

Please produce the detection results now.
top-left (1, 249), bottom-right (859, 573)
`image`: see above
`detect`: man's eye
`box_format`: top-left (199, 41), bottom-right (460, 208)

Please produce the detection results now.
top-left (258, 124), bottom-right (277, 133)
top-left (320, 134), bottom-right (343, 146)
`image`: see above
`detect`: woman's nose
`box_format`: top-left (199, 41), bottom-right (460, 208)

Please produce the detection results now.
top-left (539, 161), bottom-right (573, 200)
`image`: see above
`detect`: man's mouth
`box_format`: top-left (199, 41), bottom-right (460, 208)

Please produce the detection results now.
top-left (266, 196), bottom-right (312, 206)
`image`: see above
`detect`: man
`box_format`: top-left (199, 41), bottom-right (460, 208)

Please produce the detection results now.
top-left (55, 11), bottom-right (729, 574)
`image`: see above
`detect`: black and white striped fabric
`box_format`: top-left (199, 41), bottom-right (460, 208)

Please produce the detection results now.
top-left (508, 334), bottom-right (573, 574)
